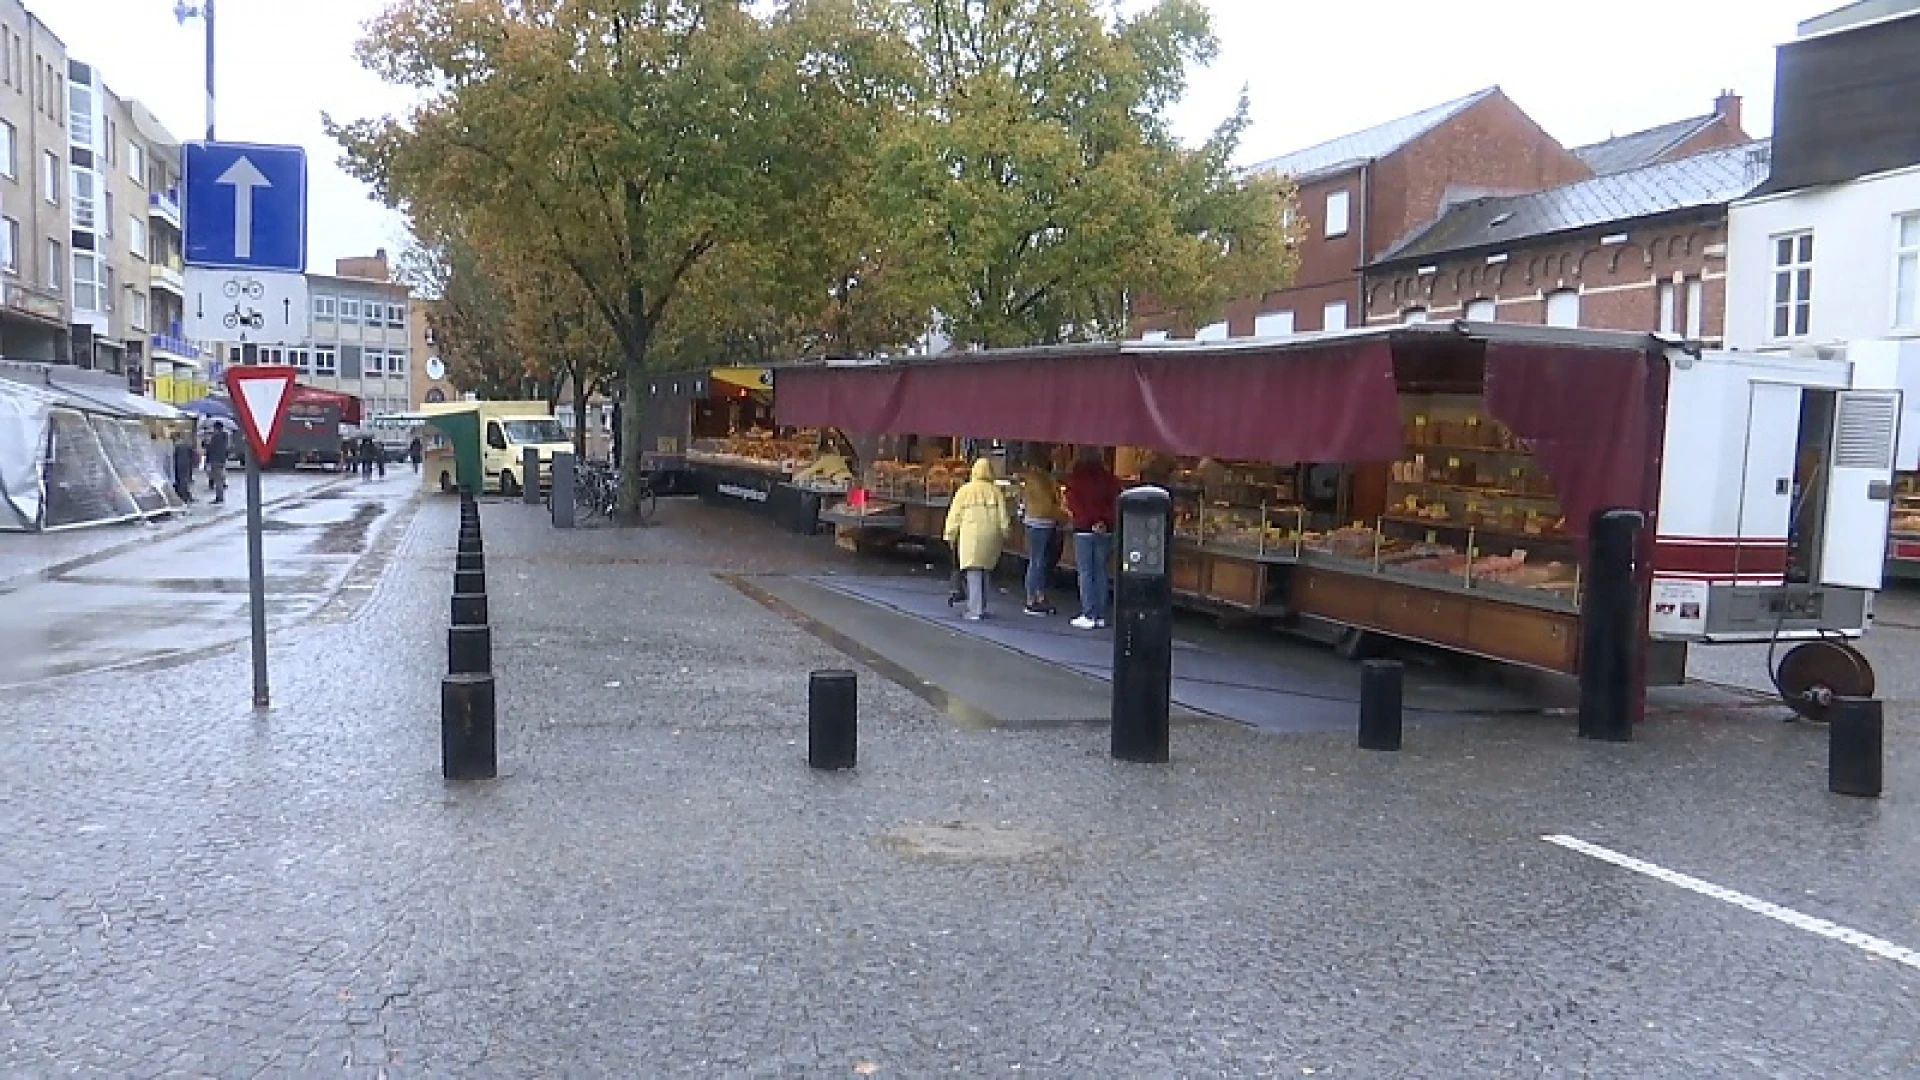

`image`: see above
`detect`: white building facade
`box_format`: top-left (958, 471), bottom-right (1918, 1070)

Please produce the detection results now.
top-left (1727, 164), bottom-right (1920, 352)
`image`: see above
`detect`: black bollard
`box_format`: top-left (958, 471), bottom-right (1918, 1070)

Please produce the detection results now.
top-left (808, 669), bottom-right (857, 770)
top-left (451, 591), bottom-right (489, 627)
top-left (456, 550), bottom-right (485, 573)
top-left (1829, 697), bottom-right (1884, 798)
top-left (448, 623), bottom-right (492, 675)
top-left (454, 568), bottom-right (486, 595)
top-left (459, 534), bottom-right (482, 557)
top-left (1111, 486), bottom-right (1175, 764)
top-left (1358, 658), bottom-right (1404, 751)
top-left (1578, 508), bottom-right (1644, 742)
top-left (441, 673), bottom-right (498, 780)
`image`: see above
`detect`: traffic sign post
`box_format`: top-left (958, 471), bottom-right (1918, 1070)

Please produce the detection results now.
top-left (224, 364), bottom-right (298, 709)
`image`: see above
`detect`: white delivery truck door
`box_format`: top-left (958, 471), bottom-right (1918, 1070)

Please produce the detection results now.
top-left (1821, 389), bottom-right (1901, 590)
top-left (1739, 383), bottom-right (1802, 554)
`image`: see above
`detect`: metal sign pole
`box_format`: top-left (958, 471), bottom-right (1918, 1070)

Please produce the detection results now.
top-left (240, 338), bottom-right (268, 707)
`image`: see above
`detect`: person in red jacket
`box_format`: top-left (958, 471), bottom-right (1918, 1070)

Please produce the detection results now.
top-left (1064, 446), bottom-right (1121, 629)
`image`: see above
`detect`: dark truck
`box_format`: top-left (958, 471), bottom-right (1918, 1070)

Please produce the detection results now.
top-left (274, 399), bottom-right (343, 470)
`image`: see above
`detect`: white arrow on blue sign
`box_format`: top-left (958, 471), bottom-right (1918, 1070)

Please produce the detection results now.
top-left (184, 142), bottom-right (308, 273)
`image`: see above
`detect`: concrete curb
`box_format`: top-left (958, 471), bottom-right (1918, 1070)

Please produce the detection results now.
top-left (0, 474), bottom-right (356, 594)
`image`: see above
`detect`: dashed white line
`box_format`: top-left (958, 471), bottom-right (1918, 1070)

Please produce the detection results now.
top-left (1543, 834), bottom-right (1920, 971)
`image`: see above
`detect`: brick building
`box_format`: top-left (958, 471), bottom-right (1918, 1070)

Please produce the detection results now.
top-left (1137, 87), bottom-right (1589, 339)
top-left (1364, 137), bottom-right (1768, 342)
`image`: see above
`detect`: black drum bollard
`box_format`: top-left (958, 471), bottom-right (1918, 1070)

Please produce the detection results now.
top-left (441, 672), bottom-right (498, 780)
top-left (808, 670), bottom-right (857, 770)
top-left (1358, 658), bottom-right (1404, 751)
top-left (451, 592), bottom-right (489, 627)
top-left (459, 530), bottom-right (483, 555)
top-left (449, 623), bottom-right (492, 675)
top-left (456, 550), bottom-right (484, 573)
top-left (454, 568), bottom-right (486, 595)
top-left (1829, 697), bottom-right (1884, 798)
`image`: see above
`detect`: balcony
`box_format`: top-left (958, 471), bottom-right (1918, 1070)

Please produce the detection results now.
top-left (148, 188), bottom-right (182, 230)
top-left (150, 260), bottom-right (185, 298)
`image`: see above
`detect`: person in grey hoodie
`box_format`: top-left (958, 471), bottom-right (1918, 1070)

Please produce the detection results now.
top-left (204, 421), bottom-right (231, 504)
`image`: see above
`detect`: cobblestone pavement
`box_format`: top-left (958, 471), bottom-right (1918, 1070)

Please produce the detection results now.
top-left (3, 496), bottom-right (1918, 1077)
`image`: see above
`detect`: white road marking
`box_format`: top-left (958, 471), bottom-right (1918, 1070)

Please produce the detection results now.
top-left (1543, 834), bottom-right (1920, 971)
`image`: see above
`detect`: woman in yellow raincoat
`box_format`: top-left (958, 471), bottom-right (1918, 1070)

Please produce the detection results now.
top-left (943, 458), bottom-right (1010, 621)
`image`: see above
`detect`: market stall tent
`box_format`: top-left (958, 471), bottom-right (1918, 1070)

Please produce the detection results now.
top-left (0, 375), bottom-right (187, 532)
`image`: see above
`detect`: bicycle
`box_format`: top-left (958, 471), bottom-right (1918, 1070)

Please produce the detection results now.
top-left (546, 461), bottom-right (656, 524)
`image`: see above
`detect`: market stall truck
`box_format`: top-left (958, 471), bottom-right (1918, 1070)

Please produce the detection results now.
top-left (415, 400), bottom-right (572, 496)
top-left (635, 366), bottom-right (779, 494)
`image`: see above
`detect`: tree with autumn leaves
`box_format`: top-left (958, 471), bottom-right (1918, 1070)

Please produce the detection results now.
top-left (334, 0), bottom-right (1295, 517)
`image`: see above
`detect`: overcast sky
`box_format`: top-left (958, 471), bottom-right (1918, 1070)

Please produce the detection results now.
top-left (44, 0), bottom-right (1828, 273)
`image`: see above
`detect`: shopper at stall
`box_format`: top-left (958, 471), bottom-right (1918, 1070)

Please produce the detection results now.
top-left (943, 458), bottom-right (1011, 621)
top-left (1017, 458), bottom-right (1069, 616)
top-left (1065, 447), bottom-right (1121, 629)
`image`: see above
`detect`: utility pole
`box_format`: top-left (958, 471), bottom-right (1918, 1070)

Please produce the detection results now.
top-left (173, 0), bottom-right (214, 139)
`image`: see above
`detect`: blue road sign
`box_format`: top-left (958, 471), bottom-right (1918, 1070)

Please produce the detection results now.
top-left (184, 142), bottom-right (308, 272)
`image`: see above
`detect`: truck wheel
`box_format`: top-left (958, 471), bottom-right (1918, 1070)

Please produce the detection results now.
top-left (500, 470), bottom-right (520, 497)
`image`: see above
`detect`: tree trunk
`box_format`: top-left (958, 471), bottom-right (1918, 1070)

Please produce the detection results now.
top-left (571, 372), bottom-right (589, 460)
top-left (616, 344), bottom-right (650, 523)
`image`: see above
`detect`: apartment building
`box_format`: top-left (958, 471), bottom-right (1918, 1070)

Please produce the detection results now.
top-left (226, 251), bottom-right (414, 420)
top-left (129, 99), bottom-right (197, 399)
top-left (0, 1), bottom-right (67, 359)
top-left (66, 58), bottom-right (168, 385)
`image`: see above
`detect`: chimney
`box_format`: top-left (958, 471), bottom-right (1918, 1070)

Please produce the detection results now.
top-left (1714, 89), bottom-right (1744, 136)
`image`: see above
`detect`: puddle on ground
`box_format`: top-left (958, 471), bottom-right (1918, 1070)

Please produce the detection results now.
top-left (877, 821), bottom-right (1069, 863)
top-left (307, 503), bottom-right (383, 555)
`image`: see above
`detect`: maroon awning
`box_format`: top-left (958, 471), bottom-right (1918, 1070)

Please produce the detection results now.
top-left (777, 340), bottom-right (1406, 464)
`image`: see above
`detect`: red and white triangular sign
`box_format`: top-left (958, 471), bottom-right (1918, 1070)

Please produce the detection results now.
top-left (223, 366), bottom-right (299, 463)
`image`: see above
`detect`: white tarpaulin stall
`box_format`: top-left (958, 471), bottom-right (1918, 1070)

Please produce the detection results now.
top-left (0, 375), bottom-right (187, 532)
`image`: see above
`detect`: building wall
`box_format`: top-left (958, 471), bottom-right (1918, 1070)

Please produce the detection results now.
top-left (1726, 164), bottom-right (1920, 350)
top-left (409, 297), bottom-right (452, 408)
top-left (0, 3), bottom-right (67, 358)
top-left (1365, 212), bottom-right (1732, 341)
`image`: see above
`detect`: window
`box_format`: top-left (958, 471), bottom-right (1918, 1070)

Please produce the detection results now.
top-left (104, 264), bottom-right (114, 311)
top-left (292, 349), bottom-right (310, 373)
top-left (1686, 278), bottom-right (1705, 340)
top-left (128, 142), bottom-right (144, 184)
top-left (128, 215), bottom-right (146, 258)
top-left (1657, 282), bottom-right (1676, 333)
top-left (1545, 289), bottom-right (1580, 328)
top-left (313, 295), bottom-right (337, 318)
top-left (364, 302), bottom-right (383, 327)
top-left (1401, 307), bottom-right (1429, 324)
top-left (68, 168), bottom-right (93, 230)
top-left (45, 239), bottom-right (58, 289)
top-left (1464, 298), bottom-right (1496, 321)
top-left (1771, 231), bottom-right (1814, 339)
top-left (1254, 310), bottom-right (1295, 337)
top-left (387, 352), bottom-right (408, 376)
top-left (0, 119), bottom-right (13, 178)
top-left (42, 149), bottom-right (57, 203)
top-left (1139, 329), bottom-right (1169, 342)
top-left (313, 347), bottom-right (337, 376)
top-left (72, 251), bottom-right (102, 312)
top-left (1322, 300), bottom-right (1348, 332)
top-left (130, 290), bottom-right (148, 331)
top-left (104, 190), bottom-right (114, 237)
top-left (339, 298), bottom-right (360, 320)
top-left (1194, 321), bottom-right (1228, 342)
top-left (386, 303), bottom-right (406, 329)
top-left (0, 217), bottom-right (16, 273)
top-left (364, 350), bottom-right (385, 378)
top-left (67, 82), bottom-right (90, 147)
top-left (1325, 190), bottom-right (1350, 238)
top-left (1895, 213), bottom-right (1920, 329)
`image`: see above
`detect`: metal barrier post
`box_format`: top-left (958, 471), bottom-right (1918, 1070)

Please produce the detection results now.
top-left (551, 451), bottom-right (576, 529)
top-left (1579, 508), bottom-right (1644, 742)
top-left (808, 670), bottom-right (857, 770)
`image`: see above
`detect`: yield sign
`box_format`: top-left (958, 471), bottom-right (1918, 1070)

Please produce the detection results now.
top-left (223, 366), bottom-right (298, 462)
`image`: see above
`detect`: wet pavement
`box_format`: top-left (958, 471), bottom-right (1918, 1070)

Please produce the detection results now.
top-left (0, 469), bottom-right (417, 686)
top-left (2, 496), bottom-right (1918, 1076)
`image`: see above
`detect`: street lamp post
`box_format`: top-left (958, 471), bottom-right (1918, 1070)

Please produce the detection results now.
top-left (172, 0), bottom-right (214, 139)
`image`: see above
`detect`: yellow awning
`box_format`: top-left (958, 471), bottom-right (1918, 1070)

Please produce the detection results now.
top-left (710, 366), bottom-right (773, 394)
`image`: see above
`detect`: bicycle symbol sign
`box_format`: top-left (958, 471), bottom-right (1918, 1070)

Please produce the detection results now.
top-left (185, 266), bottom-right (311, 344)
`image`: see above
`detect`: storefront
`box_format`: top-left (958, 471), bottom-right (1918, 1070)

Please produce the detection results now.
top-left (774, 324), bottom-right (1897, 717)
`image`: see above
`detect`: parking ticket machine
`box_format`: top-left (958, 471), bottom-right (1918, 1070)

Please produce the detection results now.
top-left (1112, 485), bottom-right (1174, 763)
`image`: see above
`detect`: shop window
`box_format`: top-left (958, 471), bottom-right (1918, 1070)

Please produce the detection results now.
top-left (1325, 190), bottom-right (1350, 238)
top-left (1545, 289), bottom-right (1580, 328)
top-left (1322, 301), bottom-right (1348, 332)
top-left (1464, 298), bottom-right (1495, 322)
top-left (1254, 310), bottom-right (1294, 337)
top-left (1770, 231), bottom-right (1813, 339)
